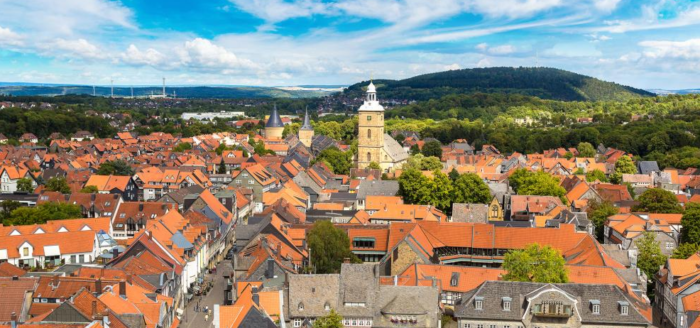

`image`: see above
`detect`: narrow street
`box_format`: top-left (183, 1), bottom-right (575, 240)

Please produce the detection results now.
top-left (181, 260), bottom-right (233, 328)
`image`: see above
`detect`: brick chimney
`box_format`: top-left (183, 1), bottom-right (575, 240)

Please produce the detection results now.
top-left (10, 312), bottom-right (17, 328)
top-left (95, 278), bottom-right (102, 294)
top-left (119, 280), bottom-right (127, 299)
top-left (92, 301), bottom-right (97, 317)
top-left (251, 286), bottom-right (259, 306)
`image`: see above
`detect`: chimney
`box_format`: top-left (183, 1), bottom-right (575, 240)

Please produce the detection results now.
top-left (126, 273), bottom-right (132, 284)
top-left (95, 279), bottom-right (102, 293)
top-left (139, 203), bottom-right (144, 211)
top-left (10, 312), bottom-right (17, 328)
top-left (265, 259), bottom-right (274, 279)
top-left (119, 280), bottom-right (127, 299)
top-left (112, 248), bottom-right (119, 259)
top-left (91, 301), bottom-right (97, 317)
top-left (52, 275), bottom-right (59, 289)
top-left (251, 286), bottom-right (259, 306)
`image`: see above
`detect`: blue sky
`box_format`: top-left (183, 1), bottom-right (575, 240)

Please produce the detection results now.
top-left (0, 0), bottom-right (699, 89)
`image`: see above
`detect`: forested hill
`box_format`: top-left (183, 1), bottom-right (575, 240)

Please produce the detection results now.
top-left (344, 67), bottom-right (654, 102)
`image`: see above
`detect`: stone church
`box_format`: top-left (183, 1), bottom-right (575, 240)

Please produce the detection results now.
top-left (355, 82), bottom-right (408, 171)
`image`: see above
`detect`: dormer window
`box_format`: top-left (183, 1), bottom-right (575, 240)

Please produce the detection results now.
top-left (475, 297), bottom-right (483, 310)
top-left (619, 301), bottom-right (629, 316)
top-left (450, 273), bottom-right (459, 287)
top-left (324, 302), bottom-right (330, 311)
top-left (590, 300), bottom-right (600, 315)
top-left (298, 302), bottom-right (304, 311)
top-left (502, 297), bottom-right (511, 311)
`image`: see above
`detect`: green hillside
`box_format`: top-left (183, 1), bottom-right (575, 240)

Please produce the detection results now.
top-left (344, 67), bottom-right (654, 102)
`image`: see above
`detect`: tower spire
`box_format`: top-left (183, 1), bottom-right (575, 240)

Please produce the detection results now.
top-left (301, 106), bottom-right (312, 130)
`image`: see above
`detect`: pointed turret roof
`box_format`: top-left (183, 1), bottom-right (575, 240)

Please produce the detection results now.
top-left (301, 107), bottom-right (312, 130)
top-left (266, 104), bottom-right (284, 128)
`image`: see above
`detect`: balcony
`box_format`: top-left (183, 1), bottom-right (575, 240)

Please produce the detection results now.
top-left (532, 302), bottom-right (573, 318)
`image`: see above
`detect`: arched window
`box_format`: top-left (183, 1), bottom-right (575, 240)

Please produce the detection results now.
top-left (491, 205), bottom-right (499, 218)
top-left (298, 302), bottom-right (304, 311)
top-left (367, 128), bottom-right (372, 139)
top-left (367, 152), bottom-right (371, 162)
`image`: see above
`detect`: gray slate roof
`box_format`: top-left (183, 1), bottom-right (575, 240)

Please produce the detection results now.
top-left (357, 180), bottom-right (399, 200)
top-left (266, 105), bottom-right (284, 128)
top-left (455, 281), bottom-right (649, 326)
top-left (301, 108), bottom-right (312, 130)
top-left (451, 203), bottom-right (488, 223)
top-left (637, 161), bottom-right (660, 174)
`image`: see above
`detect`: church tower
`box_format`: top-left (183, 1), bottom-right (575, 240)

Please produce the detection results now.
top-left (299, 107), bottom-right (314, 147)
top-left (356, 81), bottom-right (384, 169)
top-left (265, 104), bottom-right (284, 139)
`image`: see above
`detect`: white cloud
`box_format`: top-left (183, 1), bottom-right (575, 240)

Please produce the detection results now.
top-left (597, 6), bottom-right (700, 33)
top-left (49, 38), bottom-right (106, 60)
top-left (639, 39), bottom-right (700, 60)
top-left (591, 0), bottom-right (622, 12)
top-left (476, 58), bottom-right (492, 67)
top-left (0, 0), bottom-right (134, 37)
top-left (178, 38), bottom-right (258, 72)
top-left (0, 26), bottom-right (23, 46)
top-left (227, 0), bottom-right (329, 24)
top-left (489, 45), bottom-right (516, 55)
top-left (444, 63), bottom-right (461, 71)
top-left (120, 45), bottom-right (167, 66)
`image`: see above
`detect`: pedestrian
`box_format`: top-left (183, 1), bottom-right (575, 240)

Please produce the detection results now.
top-left (204, 313), bottom-right (209, 322)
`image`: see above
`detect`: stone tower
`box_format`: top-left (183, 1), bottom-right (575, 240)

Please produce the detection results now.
top-left (265, 104), bottom-right (284, 139)
top-left (299, 107), bottom-right (314, 147)
top-left (356, 81), bottom-right (384, 169)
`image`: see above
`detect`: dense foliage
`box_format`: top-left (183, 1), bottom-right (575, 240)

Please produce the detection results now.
top-left (307, 220), bottom-right (360, 274)
top-left (503, 243), bottom-right (568, 283)
top-left (399, 169), bottom-right (491, 213)
top-left (632, 188), bottom-right (683, 213)
top-left (97, 160), bottom-right (136, 176)
top-left (344, 67), bottom-right (652, 102)
top-left (508, 169), bottom-right (566, 202)
top-left (2, 202), bottom-right (82, 225)
top-left (636, 232), bottom-right (667, 289)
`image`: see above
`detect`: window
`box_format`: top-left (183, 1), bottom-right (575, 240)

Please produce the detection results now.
top-left (298, 302), bottom-right (304, 311)
top-left (475, 297), bottom-right (483, 310)
top-left (592, 304), bottom-right (600, 315)
top-left (293, 319), bottom-right (302, 327)
top-left (464, 324), bottom-right (470, 328)
top-left (503, 297), bottom-right (511, 311)
top-left (491, 205), bottom-right (499, 217)
top-left (367, 152), bottom-right (371, 162)
top-left (490, 325), bottom-right (496, 328)
top-left (451, 278), bottom-right (458, 286)
top-left (248, 180), bottom-right (254, 185)
top-left (476, 325), bottom-right (484, 328)
top-left (367, 115), bottom-right (372, 121)
top-left (367, 129), bottom-right (372, 139)
top-left (621, 305), bottom-right (628, 315)
top-left (22, 247), bottom-right (29, 256)
top-left (666, 242), bottom-right (674, 249)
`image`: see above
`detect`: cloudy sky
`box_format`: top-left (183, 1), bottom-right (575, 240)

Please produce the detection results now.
top-left (0, 0), bottom-right (699, 89)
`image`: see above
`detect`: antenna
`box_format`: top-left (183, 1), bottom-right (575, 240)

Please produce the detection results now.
top-left (131, 86), bottom-right (134, 98)
top-left (162, 77), bottom-right (166, 97)
top-left (110, 79), bottom-right (114, 98)
top-left (93, 85), bottom-right (96, 97)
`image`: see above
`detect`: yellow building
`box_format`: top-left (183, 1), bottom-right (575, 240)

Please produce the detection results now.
top-left (265, 105), bottom-right (284, 139)
top-left (356, 82), bottom-right (408, 171)
top-left (298, 107), bottom-right (314, 147)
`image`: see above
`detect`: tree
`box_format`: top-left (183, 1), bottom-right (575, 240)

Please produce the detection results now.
top-left (16, 178), bottom-right (34, 192)
top-left (636, 231), bottom-right (667, 283)
top-left (315, 147), bottom-right (353, 175)
top-left (97, 160), bottom-right (135, 176)
top-left (509, 169), bottom-right (566, 201)
top-left (398, 169), bottom-right (433, 205)
top-left (173, 142), bottom-right (192, 152)
top-left (404, 154), bottom-right (443, 171)
top-left (313, 309), bottom-right (343, 328)
top-left (586, 200), bottom-right (618, 242)
top-left (421, 140), bottom-right (442, 158)
top-left (307, 220), bottom-right (360, 274)
top-left (368, 161), bottom-right (381, 170)
top-left (611, 156), bottom-right (637, 184)
top-left (503, 243), bottom-right (568, 283)
top-left (2, 202), bottom-right (82, 225)
top-left (217, 158), bottom-right (227, 174)
top-left (448, 168), bottom-right (460, 181)
top-left (632, 188), bottom-right (683, 213)
top-left (430, 170), bottom-right (453, 212)
top-left (681, 206), bottom-right (700, 244)
top-left (577, 142), bottom-right (596, 158)
top-left (672, 243), bottom-right (700, 259)
top-left (409, 144), bottom-right (420, 155)
top-left (452, 173), bottom-right (491, 204)
top-left (585, 169), bottom-right (608, 183)
top-left (79, 185), bottom-right (99, 193)
top-left (45, 177), bottom-right (71, 193)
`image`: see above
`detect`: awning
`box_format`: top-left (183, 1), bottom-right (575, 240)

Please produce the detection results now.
top-left (43, 245), bottom-right (61, 257)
